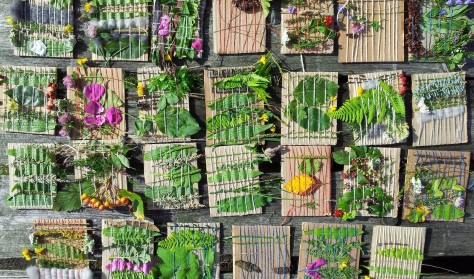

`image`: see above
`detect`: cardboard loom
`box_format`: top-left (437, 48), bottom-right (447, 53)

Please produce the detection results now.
top-left (369, 225), bottom-right (426, 279)
top-left (338, 0), bottom-right (404, 63)
top-left (281, 72), bottom-right (339, 146)
top-left (66, 67), bottom-right (125, 140)
top-left (411, 72), bottom-right (468, 146)
top-left (280, 145), bottom-right (332, 217)
top-left (232, 225), bottom-right (291, 279)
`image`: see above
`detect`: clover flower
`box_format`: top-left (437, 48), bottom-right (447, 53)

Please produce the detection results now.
top-left (62, 74), bottom-right (76, 89)
top-left (191, 38), bottom-right (203, 51)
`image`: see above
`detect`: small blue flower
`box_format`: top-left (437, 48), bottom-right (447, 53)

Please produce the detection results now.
top-left (348, 14), bottom-right (354, 20)
top-left (439, 9), bottom-right (447, 15)
top-left (288, 5), bottom-right (296, 14)
top-left (465, 0), bottom-right (472, 4)
top-left (453, 35), bottom-right (460, 42)
top-left (446, 0), bottom-right (454, 5)
top-left (338, 5), bottom-right (346, 13)
top-left (455, 0), bottom-right (463, 4)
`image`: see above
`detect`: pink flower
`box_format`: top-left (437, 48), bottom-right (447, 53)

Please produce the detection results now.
top-left (351, 21), bottom-right (365, 34)
top-left (141, 262), bottom-right (154, 274)
top-left (62, 74), bottom-right (76, 89)
top-left (86, 22), bottom-right (98, 37)
top-left (58, 127), bottom-right (69, 137)
top-left (105, 107), bottom-right (122, 125)
top-left (83, 83), bottom-right (105, 101)
top-left (158, 15), bottom-right (171, 36)
top-left (84, 115), bottom-right (106, 127)
top-left (305, 258), bottom-right (326, 278)
top-left (126, 261), bottom-right (133, 270)
top-left (84, 101), bottom-right (104, 115)
top-left (58, 113), bottom-right (72, 124)
top-left (191, 38), bottom-right (203, 51)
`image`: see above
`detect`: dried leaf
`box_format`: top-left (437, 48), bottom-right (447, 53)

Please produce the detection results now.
top-left (235, 260), bottom-right (261, 273)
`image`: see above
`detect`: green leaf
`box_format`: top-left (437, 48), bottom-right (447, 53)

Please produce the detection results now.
top-left (104, 36), bottom-right (148, 59)
top-left (293, 76), bottom-right (339, 107)
top-left (333, 150), bottom-right (350, 165)
top-left (366, 266), bottom-right (424, 276)
top-left (116, 154), bottom-right (130, 168)
top-left (134, 119), bottom-right (153, 137)
top-left (156, 247), bottom-right (201, 279)
top-left (99, 89), bottom-right (124, 109)
top-left (303, 226), bottom-right (363, 239)
top-left (376, 247), bottom-right (424, 260)
top-left (298, 159), bottom-right (321, 176)
top-left (261, 0), bottom-right (271, 18)
top-left (158, 229), bottom-right (217, 251)
top-left (164, 92), bottom-right (179, 104)
top-left (208, 170), bottom-right (262, 183)
top-left (53, 181), bottom-right (94, 212)
top-left (118, 190), bottom-right (145, 220)
top-left (432, 204), bottom-right (465, 220)
top-left (155, 107), bottom-right (200, 137)
top-left (12, 85), bottom-right (45, 106)
top-left (217, 195), bottom-right (272, 213)
top-left (109, 154), bottom-right (122, 169)
top-left (293, 106), bottom-right (331, 132)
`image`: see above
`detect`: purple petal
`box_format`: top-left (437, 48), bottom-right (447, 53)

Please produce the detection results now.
top-left (133, 264), bottom-right (142, 273)
top-left (191, 38), bottom-right (203, 51)
top-left (83, 83), bottom-right (106, 101)
top-left (84, 101), bottom-right (104, 115)
top-left (105, 107), bottom-right (123, 125)
top-left (84, 115), bottom-right (106, 127)
top-left (126, 261), bottom-right (133, 270)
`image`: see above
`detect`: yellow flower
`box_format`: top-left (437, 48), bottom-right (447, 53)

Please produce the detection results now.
top-left (364, 276), bottom-right (372, 279)
top-left (259, 55), bottom-right (267, 65)
top-left (339, 262), bottom-right (348, 270)
top-left (331, 95), bottom-right (337, 101)
top-left (6, 98), bottom-right (19, 112)
top-left (164, 54), bottom-right (172, 61)
top-left (137, 82), bottom-right (145, 96)
top-left (357, 86), bottom-right (364, 96)
top-left (328, 105), bottom-right (336, 113)
top-left (259, 113), bottom-right (269, 122)
top-left (84, 2), bottom-right (92, 12)
top-left (270, 125), bottom-right (276, 133)
top-left (417, 205), bottom-right (431, 222)
top-left (6, 16), bottom-right (14, 25)
top-left (21, 248), bottom-right (31, 261)
top-left (34, 247), bottom-right (45, 254)
top-left (284, 174), bottom-right (316, 195)
top-left (64, 24), bottom-right (73, 33)
top-left (76, 58), bottom-right (88, 66)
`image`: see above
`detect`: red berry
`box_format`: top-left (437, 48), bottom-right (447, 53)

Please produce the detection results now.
top-left (401, 76), bottom-right (407, 83)
top-left (342, 173), bottom-right (349, 179)
top-left (399, 86), bottom-right (407, 95)
top-left (334, 209), bottom-right (344, 218)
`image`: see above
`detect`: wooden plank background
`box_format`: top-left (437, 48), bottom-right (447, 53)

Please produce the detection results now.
top-left (0, 0), bottom-right (473, 277)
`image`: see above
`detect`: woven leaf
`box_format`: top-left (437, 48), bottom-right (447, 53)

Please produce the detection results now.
top-left (293, 76), bottom-right (339, 107)
top-left (217, 195), bottom-right (272, 213)
top-left (158, 229), bottom-right (217, 251)
top-left (376, 247), bottom-right (424, 260)
top-left (303, 227), bottom-right (363, 239)
top-left (208, 169), bottom-right (262, 183)
top-left (432, 204), bottom-right (465, 220)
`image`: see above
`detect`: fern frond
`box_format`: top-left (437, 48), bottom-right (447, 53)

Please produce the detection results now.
top-left (380, 81), bottom-right (406, 116)
top-left (158, 229), bottom-right (217, 251)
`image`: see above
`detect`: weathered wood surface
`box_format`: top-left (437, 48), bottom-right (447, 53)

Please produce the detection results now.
top-left (0, 0), bottom-right (473, 277)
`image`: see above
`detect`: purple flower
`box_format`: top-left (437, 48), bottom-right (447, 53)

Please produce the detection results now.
top-left (86, 22), bottom-right (98, 38)
top-left (191, 38), bottom-right (203, 51)
top-left (84, 101), bottom-right (104, 115)
top-left (105, 107), bottom-right (122, 125)
top-left (58, 113), bottom-right (72, 124)
top-left (351, 21), bottom-right (365, 33)
top-left (58, 128), bottom-right (69, 137)
top-left (455, 0), bottom-right (463, 4)
top-left (288, 5), bottom-right (296, 14)
top-left (141, 262), bottom-right (153, 274)
top-left (84, 115), bottom-right (106, 127)
top-left (83, 83), bottom-right (105, 101)
top-left (126, 261), bottom-right (133, 270)
top-left (453, 35), bottom-right (460, 42)
top-left (465, 0), bottom-right (473, 4)
top-left (439, 9), bottom-right (447, 15)
top-left (158, 15), bottom-right (171, 36)
top-left (62, 74), bottom-right (76, 89)
top-left (446, 0), bottom-right (455, 5)
top-left (338, 5), bottom-right (346, 13)
top-left (305, 259), bottom-right (326, 278)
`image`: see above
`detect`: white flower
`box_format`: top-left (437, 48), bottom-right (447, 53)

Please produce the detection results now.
top-left (411, 177), bottom-right (424, 194)
top-left (382, 132), bottom-right (393, 143)
top-left (28, 233), bottom-right (36, 245)
top-left (282, 29), bottom-right (290, 45)
top-left (28, 40), bottom-right (47, 56)
top-left (454, 196), bottom-right (464, 209)
top-left (417, 98), bottom-right (430, 114)
top-left (361, 79), bottom-right (379, 90)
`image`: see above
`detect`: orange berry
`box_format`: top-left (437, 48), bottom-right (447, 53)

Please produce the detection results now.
top-left (80, 193), bottom-right (88, 200)
top-left (98, 205), bottom-right (105, 211)
top-left (91, 198), bottom-right (97, 204)
top-left (94, 201), bottom-right (101, 207)
top-left (104, 201), bottom-right (111, 207)
top-left (123, 199), bottom-right (130, 206)
top-left (84, 198), bottom-right (91, 204)
top-left (120, 197), bottom-right (127, 203)
top-left (115, 199), bottom-right (123, 206)
top-left (108, 205), bottom-right (114, 209)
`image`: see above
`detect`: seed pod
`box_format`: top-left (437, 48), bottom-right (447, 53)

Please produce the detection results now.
top-left (235, 260), bottom-right (261, 273)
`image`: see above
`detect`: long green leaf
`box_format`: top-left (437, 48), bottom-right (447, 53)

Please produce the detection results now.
top-left (217, 195), bottom-right (272, 213)
top-left (208, 169), bottom-right (262, 183)
top-left (303, 227), bottom-right (363, 239)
